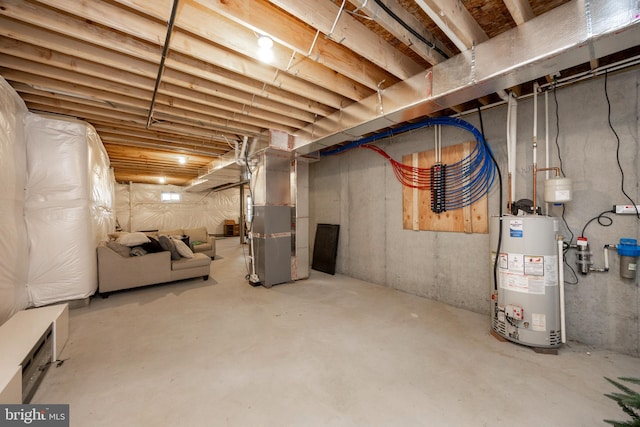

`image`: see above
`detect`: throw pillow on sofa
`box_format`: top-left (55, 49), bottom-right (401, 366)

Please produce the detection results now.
top-left (106, 241), bottom-right (132, 257)
top-left (141, 236), bottom-right (164, 253)
top-left (130, 246), bottom-right (148, 257)
top-left (158, 235), bottom-right (181, 260)
top-left (172, 239), bottom-right (194, 258)
top-left (116, 232), bottom-right (150, 247)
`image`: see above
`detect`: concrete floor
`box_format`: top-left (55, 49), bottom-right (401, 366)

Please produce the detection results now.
top-left (33, 238), bottom-right (639, 426)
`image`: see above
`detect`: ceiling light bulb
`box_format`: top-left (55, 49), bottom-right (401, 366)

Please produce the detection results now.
top-left (257, 48), bottom-right (274, 63)
top-left (178, 156), bottom-right (186, 164)
top-left (159, 177), bottom-right (166, 184)
top-left (258, 35), bottom-right (273, 49)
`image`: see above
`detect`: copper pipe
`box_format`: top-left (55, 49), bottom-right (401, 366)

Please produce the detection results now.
top-left (537, 167), bottom-right (560, 176)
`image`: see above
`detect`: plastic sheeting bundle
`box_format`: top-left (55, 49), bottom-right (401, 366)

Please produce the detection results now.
top-left (24, 114), bottom-right (115, 307)
top-left (0, 76), bottom-right (30, 324)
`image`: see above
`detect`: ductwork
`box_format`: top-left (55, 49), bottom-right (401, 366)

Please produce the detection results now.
top-left (291, 0), bottom-right (640, 154)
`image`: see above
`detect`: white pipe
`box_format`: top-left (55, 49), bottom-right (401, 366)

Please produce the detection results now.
top-left (235, 136), bottom-right (249, 166)
top-left (505, 96), bottom-right (511, 200)
top-left (544, 88), bottom-right (550, 215)
top-left (558, 236), bottom-right (566, 344)
top-left (532, 83), bottom-right (538, 211)
top-left (509, 95), bottom-right (518, 202)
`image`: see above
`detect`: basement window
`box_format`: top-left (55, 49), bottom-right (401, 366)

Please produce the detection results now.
top-left (161, 192), bottom-right (181, 202)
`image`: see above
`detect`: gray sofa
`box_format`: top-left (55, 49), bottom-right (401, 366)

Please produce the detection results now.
top-left (97, 241), bottom-right (211, 295)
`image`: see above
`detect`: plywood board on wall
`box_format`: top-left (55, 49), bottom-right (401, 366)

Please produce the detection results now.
top-left (402, 141), bottom-right (488, 234)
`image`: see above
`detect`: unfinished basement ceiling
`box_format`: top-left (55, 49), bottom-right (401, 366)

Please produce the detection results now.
top-left (0, 0), bottom-right (638, 187)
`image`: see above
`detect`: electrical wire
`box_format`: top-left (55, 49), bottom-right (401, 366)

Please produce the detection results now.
top-left (604, 70), bottom-right (640, 219)
top-left (551, 91), bottom-right (578, 284)
top-left (477, 106), bottom-right (503, 292)
top-left (552, 83), bottom-right (566, 177)
top-left (562, 245), bottom-right (579, 285)
top-left (580, 208), bottom-right (614, 238)
top-left (561, 204), bottom-right (579, 285)
top-left (551, 83), bottom-right (576, 255)
top-left (372, 0), bottom-right (450, 60)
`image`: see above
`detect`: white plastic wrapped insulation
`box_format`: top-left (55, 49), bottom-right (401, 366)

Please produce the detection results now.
top-left (25, 114), bottom-right (115, 306)
top-left (115, 183), bottom-right (131, 231)
top-left (0, 76), bottom-right (29, 325)
top-left (86, 124), bottom-right (116, 242)
top-left (116, 183), bottom-right (240, 235)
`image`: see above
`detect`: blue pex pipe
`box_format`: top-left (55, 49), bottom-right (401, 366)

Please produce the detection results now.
top-left (320, 117), bottom-right (497, 210)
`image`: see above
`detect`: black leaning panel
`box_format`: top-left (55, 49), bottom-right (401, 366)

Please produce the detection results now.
top-left (312, 224), bottom-right (340, 275)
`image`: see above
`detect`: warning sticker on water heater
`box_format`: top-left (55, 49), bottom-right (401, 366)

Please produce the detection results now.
top-left (509, 220), bottom-right (523, 238)
top-left (532, 313), bottom-right (546, 332)
top-left (498, 253), bottom-right (558, 294)
top-left (524, 256), bottom-right (544, 276)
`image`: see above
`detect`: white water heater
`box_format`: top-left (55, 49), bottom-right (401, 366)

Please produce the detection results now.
top-left (490, 216), bottom-right (562, 348)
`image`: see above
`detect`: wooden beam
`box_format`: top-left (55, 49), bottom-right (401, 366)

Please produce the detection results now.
top-left (31, 0), bottom-right (373, 101)
top-left (503, 0), bottom-right (535, 25)
top-left (266, 0), bottom-right (424, 79)
top-left (105, 144), bottom-right (212, 165)
top-left (90, 120), bottom-right (238, 147)
top-left (5, 67), bottom-right (269, 137)
top-left (165, 53), bottom-right (334, 118)
top-left (19, 93), bottom-right (264, 142)
top-left (91, 123), bottom-right (234, 149)
top-left (2, 0), bottom-right (356, 109)
top-left (413, 0), bottom-right (488, 51)
top-left (0, 17), bottom-right (336, 116)
top-left (1, 52), bottom-right (301, 133)
top-left (120, 0), bottom-right (399, 91)
top-left (98, 133), bottom-right (224, 158)
top-left (343, 0), bottom-right (452, 64)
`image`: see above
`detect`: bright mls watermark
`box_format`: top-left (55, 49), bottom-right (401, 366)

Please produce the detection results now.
top-left (0, 405), bottom-right (69, 426)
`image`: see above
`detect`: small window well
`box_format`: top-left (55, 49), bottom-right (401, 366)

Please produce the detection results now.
top-left (161, 192), bottom-right (181, 202)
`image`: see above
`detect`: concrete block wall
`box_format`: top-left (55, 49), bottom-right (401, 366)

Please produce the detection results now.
top-left (309, 68), bottom-right (639, 356)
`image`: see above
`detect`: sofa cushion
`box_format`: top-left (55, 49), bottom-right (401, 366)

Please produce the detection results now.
top-left (116, 232), bottom-right (150, 247)
top-left (108, 231), bottom-right (129, 241)
top-left (171, 253), bottom-right (211, 270)
top-left (160, 229), bottom-right (184, 238)
top-left (130, 246), bottom-right (148, 257)
top-left (192, 242), bottom-right (212, 252)
top-left (141, 236), bottom-right (164, 253)
top-left (173, 239), bottom-right (194, 258)
top-left (106, 241), bottom-right (131, 257)
top-left (158, 235), bottom-right (181, 260)
top-left (184, 227), bottom-right (207, 243)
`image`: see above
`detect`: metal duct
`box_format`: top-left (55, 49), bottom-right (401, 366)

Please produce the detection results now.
top-left (291, 0), bottom-right (640, 154)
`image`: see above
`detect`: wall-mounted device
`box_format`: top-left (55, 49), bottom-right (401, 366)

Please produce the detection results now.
top-left (574, 236), bottom-right (612, 275)
top-left (614, 205), bottom-right (640, 215)
top-left (617, 238), bottom-right (640, 280)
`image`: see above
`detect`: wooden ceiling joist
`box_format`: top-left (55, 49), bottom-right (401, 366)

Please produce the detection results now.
top-left (0, 0), bottom-right (632, 186)
top-left (413, 0), bottom-right (489, 51)
top-left (343, 0), bottom-right (452, 65)
top-left (266, 0), bottom-right (423, 80)
top-left (503, 0), bottom-right (535, 25)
